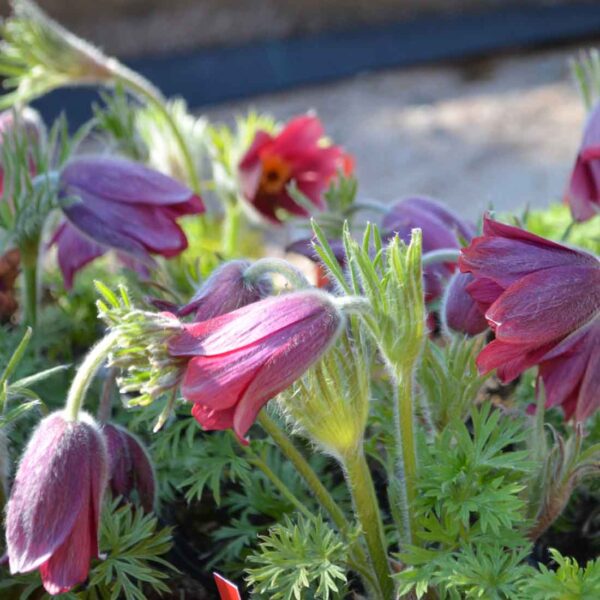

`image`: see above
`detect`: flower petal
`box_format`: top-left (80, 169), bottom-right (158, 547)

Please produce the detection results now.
top-left (62, 157), bottom-right (201, 206)
top-left (486, 266), bottom-right (600, 345)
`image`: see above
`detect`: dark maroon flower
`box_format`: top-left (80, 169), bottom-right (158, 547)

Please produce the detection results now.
top-left (383, 196), bottom-right (475, 302)
top-left (565, 102), bottom-right (600, 222)
top-left (460, 216), bottom-right (600, 421)
top-left (51, 156), bottom-right (204, 288)
top-left (443, 271), bottom-right (488, 336)
top-left (102, 423), bottom-right (156, 513)
top-left (238, 115), bottom-right (352, 223)
top-left (178, 260), bottom-right (270, 321)
top-left (6, 411), bottom-right (108, 595)
top-left (168, 291), bottom-right (344, 441)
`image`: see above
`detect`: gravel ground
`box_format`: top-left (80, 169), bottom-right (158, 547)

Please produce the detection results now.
top-left (204, 47), bottom-right (586, 218)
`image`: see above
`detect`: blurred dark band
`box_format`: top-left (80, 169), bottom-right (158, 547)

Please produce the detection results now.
top-left (32, 2), bottom-right (600, 125)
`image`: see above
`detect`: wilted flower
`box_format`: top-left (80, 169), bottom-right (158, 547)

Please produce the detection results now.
top-left (102, 423), bottom-right (156, 512)
top-left (442, 271), bottom-right (488, 336)
top-left (238, 115), bottom-right (352, 223)
top-left (169, 291), bottom-right (345, 441)
top-left (50, 156), bottom-right (204, 288)
top-left (565, 101), bottom-right (600, 222)
top-left (178, 260), bottom-right (270, 320)
top-left (460, 216), bottom-right (600, 421)
top-left (383, 196), bottom-right (475, 302)
top-left (6, 411), bottom-right (108, 594)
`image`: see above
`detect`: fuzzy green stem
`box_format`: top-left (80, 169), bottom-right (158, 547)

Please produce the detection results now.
top-left (244, 258), bottom-right (310, 289)
top-left (257, 411), bottom-right (381, 597)
top-left (258, 411), bottom-right (348, 530)
top-left (64, 332), bottom-right (119, 421)
top-left (238, 441), bottom-right (313, 519)
top-left (343, 448), bottom-right (395, 600)
top-left (223, 200), bottom-right (242, 258)
top-left (393, 371), bottom-right (417, 545)
top-left (20, 236), bottom-right (40, 328)
top-left (421, 248), bottom-right (461, 266)
top-left (111, 66), bottom-right (201, 195)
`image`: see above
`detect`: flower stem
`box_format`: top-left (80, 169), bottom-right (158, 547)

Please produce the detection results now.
top-left (258, 411), bottom-right (347, 529)
top-left (223, 200), bottom-right (242, 258)
top-left (244, 258), bottom-right (310, 289)
top-left (421, 248), bottom-right (461, 266)
top-left (342, 447), bottom-right (395, 600)
top-left (19, 236), bottom-right (40, 328)
top-left (64, 332), bottom-right (119, 421)
top-left (111, 65), bottom-right (201, 195)
top-left (257, 411), bottom-right (382, 597)
top-left (392, 371), bottom-right (417, 545)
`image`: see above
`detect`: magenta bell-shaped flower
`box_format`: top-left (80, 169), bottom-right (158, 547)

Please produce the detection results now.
top-left (6, 411), bottom-right (108, 595)
top-left (169, 290), bottom-right (344, 442)
top-left (178, 260), bottom-right (270, 321)
top-left (50, 156), bottom-right (204, 288)
top-left (460, 216), bottom-right (600, 422)
top-left (102, 423), bottom-right (156, 513)
top-left (442, 271), bottom-right (488, 336)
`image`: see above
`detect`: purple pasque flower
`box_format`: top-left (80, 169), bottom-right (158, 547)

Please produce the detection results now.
top-left (383, 196), bottom-right (475, 303)
top-left (50, 156), bottom-right (204, 288)
top-left (442, 271), bottom-right (488, 336)
top-left (459, 216), bottom-right (600, 421)
top-left (102, 423), bottom-right (156, 513)
top-left (565, 101), bottom-right (600, 222)
top-left (6, 411), bottom-right (108, 595)
top-left (168, 291), bottom-right (344, 442)
top-left (178, 260), bottom-right (270, 321)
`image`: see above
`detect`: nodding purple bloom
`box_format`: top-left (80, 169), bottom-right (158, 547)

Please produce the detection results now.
top-left (102, 423), bottom-right (156, 513)
top-left (6, 412), bottom-right (108, 595)
top-left (565, 102), bottom-right (600, 222)
top-left (383, 196), bottom-right (475, 303)
top-left (178, 260), bottom-right (270, 321)
top-left (443, 271), bottom-right (488, 336)
top-left (168, 291), bottom-right (344, 442)
top-left (460, 216), bottom-right (600, 422)
top-left (50, 156), bottom-right (204, 288)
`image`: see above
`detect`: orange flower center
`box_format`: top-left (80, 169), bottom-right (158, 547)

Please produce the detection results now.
top-left (259, 154), bottom-right (292, 195)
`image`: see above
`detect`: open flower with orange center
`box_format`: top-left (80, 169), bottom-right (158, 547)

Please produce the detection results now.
top-left (238, 115), bottom-right (353, 223)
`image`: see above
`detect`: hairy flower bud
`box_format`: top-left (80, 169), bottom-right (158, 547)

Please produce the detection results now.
top-left (442, 271), bottom-right (488, 336)
top-left (169, 290), bottom-right (345, 442)
top-left (102, 423), bottom-right (156, 513)
top-left (178, 260), bottom-right (270, 321)
top-left (6, 411), bottom-right (108, 595)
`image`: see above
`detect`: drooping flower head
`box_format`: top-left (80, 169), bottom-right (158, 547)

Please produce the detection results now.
top-left (238, 115), bottom-right (352, 223)
top-left (6, 411), bottom-right (108, 595)
top-left (50, 156), bottom-right (204, 288)
top-left (178, 260), bottom-right (270, 321)
top-left (102, 423), bottom-right (156, 513)
top-left (460, 216), bottom-right (600, 421)
top-left (168, 290), bottom-right (345, 442)
top-left (383, 196), bottom-right (475, 303)
top-left (565, 101), bottom-right (600, 222)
